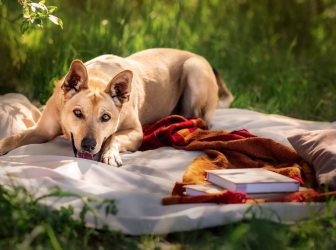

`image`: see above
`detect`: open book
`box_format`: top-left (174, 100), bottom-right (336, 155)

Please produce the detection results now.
top-left (204, 168), bottom-right (300, 193)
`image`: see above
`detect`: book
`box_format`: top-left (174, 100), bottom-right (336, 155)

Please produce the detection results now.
top-left (204, 168), bottom-right (300, 193)
top-left (183, 184), bottom-right (306, 199)
top-left (184, 184), bottom-right (226, 196)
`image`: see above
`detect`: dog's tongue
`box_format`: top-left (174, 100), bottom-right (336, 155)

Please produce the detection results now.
top-left (77, 152), bottom-right (94, 161)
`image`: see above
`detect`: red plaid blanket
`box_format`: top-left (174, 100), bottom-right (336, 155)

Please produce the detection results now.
top-left (139, 115), bottom-right (330, 205)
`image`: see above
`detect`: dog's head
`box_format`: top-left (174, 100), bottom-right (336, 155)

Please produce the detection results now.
top-left (60, 59), bottom-right (132, 160)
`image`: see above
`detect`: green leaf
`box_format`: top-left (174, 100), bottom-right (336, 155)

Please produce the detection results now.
top-left (37, 13), bottom-right (47, 18)
top-left (47, 6), bottom-right (57, 14)
top-left (36, 8), bottom-right (47, 15)
top-left (34, 18), bottom-right (43, 28)
top-left (20, 19), bottom-right (30, 34)
top-left (58, 18), bottom-right (63, 29)
top-left (39, 0), bottom-right (45, 4)
top-left (45, 224), bottom-right (62, 250)
top-left (23, 6), bottom-right (30, 16)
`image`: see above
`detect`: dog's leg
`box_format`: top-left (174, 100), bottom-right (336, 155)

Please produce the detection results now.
top-left (100, 128), bottom-right (143, 167)
top-left (100, 70), bottom-right (144, 166)
top-left (0, 98), bottom-right (62, 156)
top-left (180, 57), bottom-right (218, 123)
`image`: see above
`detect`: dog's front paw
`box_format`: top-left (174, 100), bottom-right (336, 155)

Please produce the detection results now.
top-left (100, 148), bottom-right (122, 167)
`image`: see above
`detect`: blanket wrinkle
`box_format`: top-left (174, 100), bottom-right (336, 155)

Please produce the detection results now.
top-left (140, 115), bottom-right (208, 150)
top-left (139, 115), bottom-right (324, 205)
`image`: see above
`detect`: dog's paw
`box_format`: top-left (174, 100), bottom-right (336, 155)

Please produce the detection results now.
top-left (100, 148), bottom-right (122, 167)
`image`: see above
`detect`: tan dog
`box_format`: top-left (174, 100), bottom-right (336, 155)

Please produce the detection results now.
top-left (0, 48), bottom-right (233, 166)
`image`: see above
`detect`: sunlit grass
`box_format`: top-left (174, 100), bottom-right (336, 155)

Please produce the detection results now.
top-left (0, 0), bottom-right (335, 121)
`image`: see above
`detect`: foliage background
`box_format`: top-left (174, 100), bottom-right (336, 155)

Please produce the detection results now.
top-left (0, 0), bottom-right (335, 121)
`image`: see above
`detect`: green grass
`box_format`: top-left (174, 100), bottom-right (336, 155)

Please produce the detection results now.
top-left (1, 0), bottom-right (335, 121)
top-left (0, 183), bottom-right (139, 250)
top-left (1, 0), bottom-right (336, 249)
top-left (2, 183), bottom-right (336, 250)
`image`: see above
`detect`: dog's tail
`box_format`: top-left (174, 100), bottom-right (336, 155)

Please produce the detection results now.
top-left (213, 68), bottom-right (234, 108)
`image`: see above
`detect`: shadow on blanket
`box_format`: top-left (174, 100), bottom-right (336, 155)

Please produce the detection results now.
top-left (139, 115), bottom-right (334, 205)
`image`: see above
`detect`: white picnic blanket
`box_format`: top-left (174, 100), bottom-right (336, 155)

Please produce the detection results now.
top-left (0, 93), bottom-right (335, 235)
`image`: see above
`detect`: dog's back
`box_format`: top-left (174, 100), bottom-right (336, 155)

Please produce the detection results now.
top-left (128, 48), bottom-right (233, 124)
top-left (82, 48), bottom-right (232, 124)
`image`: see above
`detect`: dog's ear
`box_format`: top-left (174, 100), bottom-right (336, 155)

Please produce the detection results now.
top-left (105, 70), bottom-right (133, 107)
top-left (61, 60), bottom-right (89, 97)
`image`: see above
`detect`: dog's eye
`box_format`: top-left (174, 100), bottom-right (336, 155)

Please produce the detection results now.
top-left (73, 109), bottom-right (82, 118)
top-left (102, 114), bottom-right (110, 122)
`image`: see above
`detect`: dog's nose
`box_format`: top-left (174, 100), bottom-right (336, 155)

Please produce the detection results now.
top-left (81, 138), bottom-right (97, 152)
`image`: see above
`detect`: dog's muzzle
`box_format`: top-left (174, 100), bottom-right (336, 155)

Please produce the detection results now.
top-left (71, 133), bottom-right (94, 161)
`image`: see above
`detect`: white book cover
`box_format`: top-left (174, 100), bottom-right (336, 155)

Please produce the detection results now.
top-left (204, 168), bottom-right (300, 193)
top-left (184, 184), bottom-right (226, 196)
top-left (183, 184), bottom-right (305, 198)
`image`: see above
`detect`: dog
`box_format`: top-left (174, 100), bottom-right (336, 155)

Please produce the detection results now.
top-left (0, 48), bottom-right (233, 166)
